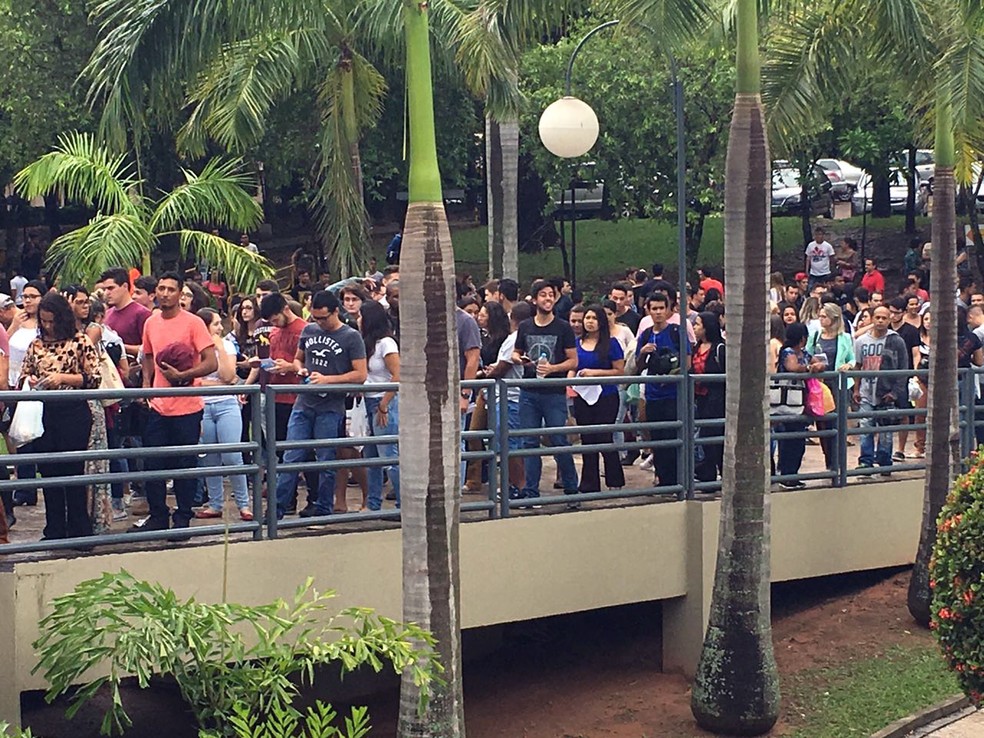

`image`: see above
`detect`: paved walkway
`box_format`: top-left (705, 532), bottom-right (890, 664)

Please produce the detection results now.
top-left (919, 708), bottom-right (983, 737)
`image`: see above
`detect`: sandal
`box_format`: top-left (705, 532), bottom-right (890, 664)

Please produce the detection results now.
top-left (239, 508), bottom-right (254, 521)
top-left (195, 508), bottom-right (223, 519)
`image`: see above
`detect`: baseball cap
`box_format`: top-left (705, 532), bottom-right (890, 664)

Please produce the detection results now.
top-left (794, 272), bottom-right (807, 282)
top-left (0, 294), bottom-right (14, 309)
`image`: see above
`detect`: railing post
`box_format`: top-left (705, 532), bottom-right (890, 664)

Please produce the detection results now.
top-left (960, 368), bottom-right (975, 463)
top-left (484, 382), bottom-right (498, 519)
top-left (679, 374), bottom-right (693, 501)
top-left (497, 378), bottom-right (511, 518)
top-left (836, 372), bottom-right (849, 488)
top-left (264, 385), bottom-right (279, 539)
top-left (250, 386), bottom-right (264, 540)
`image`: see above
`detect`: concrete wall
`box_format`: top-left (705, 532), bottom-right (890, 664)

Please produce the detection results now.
top-left (0, 480), bottom-right (923, 725)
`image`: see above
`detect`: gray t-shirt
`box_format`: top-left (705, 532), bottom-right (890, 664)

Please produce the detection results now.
top-left (456, 308), bottom-right (482, 377)
top-left (854, 331), bottom-right (887, 404)
top-left (297, 322), bottom-right (366, 414)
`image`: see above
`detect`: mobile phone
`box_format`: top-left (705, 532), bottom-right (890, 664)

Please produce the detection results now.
top-left (259, 358), bottom-right (276, 371)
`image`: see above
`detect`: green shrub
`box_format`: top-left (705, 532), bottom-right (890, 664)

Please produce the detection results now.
top-left (33, 571), bottom-right (439, 736)
top-left (930, 452), bottom-right (984, 705)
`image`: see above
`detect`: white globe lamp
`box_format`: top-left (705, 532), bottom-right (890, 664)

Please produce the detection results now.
top-left (538, 96), bottom-right (599, 158)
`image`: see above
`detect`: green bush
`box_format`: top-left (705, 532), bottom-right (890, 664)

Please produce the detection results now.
top-left (930, 452), bottom-right (984, 705)
top-left (33, 571), bottom-right (439, 736)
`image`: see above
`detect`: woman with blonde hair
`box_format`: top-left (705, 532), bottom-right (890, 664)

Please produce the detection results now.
top-left (806, 302), bottom-right (855, 470)
top-left (799, 296), bottom-right (821, 337)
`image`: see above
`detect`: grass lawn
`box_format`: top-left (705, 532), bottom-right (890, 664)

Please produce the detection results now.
top-left (448, 214), bottom-right (930, 292)
top-left (785, 643), bottom-right (960, 737)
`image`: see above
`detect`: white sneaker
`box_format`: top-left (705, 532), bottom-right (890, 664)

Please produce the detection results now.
top-left (639, 455), bottom-right (654, 471)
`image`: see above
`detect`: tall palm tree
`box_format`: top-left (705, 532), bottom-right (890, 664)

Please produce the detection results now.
top-left (687, 0), bottom-right (781, 733)
top-left (13, 132), bottom-right (272, 290)
top-left (384, 3), bottom-right (465, 734)
top-left (82, 0), bottom-right (385, 278)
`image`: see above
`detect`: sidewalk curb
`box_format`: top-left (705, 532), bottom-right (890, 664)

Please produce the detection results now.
top-left (870, 695), bottom-right (970, 738)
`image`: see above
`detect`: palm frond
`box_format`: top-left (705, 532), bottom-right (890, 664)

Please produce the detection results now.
top-left (854, 0), bottom-right (937, 68)
top-left (350, 51), bottom-right (388, 130)
top-left (173, 230), bottom-right (275, 294)
top-left (937, 10), bottom-right (984, 154)
top-left (177, 27), bottom-right (334, 155)
top-left (450, 3), bottom-right (522, 116)
top-left (150, 158), bottom-right (263, 234)
top-left (13, 132), bottom-right (141, 216)
top-left (45, 214), bottom-right (154, 287)
top-left (762, 9), bottom-right (857, 152)
top-left (609, 0), bottom-right (715, 43)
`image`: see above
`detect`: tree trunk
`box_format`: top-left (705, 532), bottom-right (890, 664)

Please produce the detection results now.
top-left (43, 192), bottom-right (61, 240)
top-left (905, 146), bottom-right (917, 233)
top-left (398, 4), bottom-right (465, 737)
top-left (485, 116), bottom-right (519, 281)
top-left (685, 210), bottom-right (706, 277)
top-left (907, 106), bottom-right (959, 628)
top-left (871, 172), bottom-right (892, 218)
top-left (692, 1), bottom-right (780, 733)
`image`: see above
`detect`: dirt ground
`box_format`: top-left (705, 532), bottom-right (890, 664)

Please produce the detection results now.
top-left (21, 567), bottom-right (934, 737)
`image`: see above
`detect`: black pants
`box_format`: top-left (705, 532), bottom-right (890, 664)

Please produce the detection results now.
top-left (274, 402), bottom-right (319, 504)
top-left (36, 400), bottom-right (92, 539)
top-left (646, 397), bottom-right (679, 488)
top-left (694, 394), bottom-right (724, 482)
top-left (572, 392), bottom-right (624, 492)
top-left (144, 409), bottom-right (203, 527)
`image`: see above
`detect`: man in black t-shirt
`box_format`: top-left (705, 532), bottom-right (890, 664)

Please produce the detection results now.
top-left (512, 280), bottom-right (579, 505)
top-left (610, 281), bottom-right (640, 334)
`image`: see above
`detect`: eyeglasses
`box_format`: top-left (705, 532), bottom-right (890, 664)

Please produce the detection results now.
top-left (22, 293), bottom-right (41, 301)
top-left (312, 315), bottom-right (331, 323)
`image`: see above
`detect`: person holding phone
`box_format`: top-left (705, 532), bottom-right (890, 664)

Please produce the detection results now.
top-left (260, 292), bottom-right (320, 515)
top-left (21, 293), bottom-right (101, 540)
top-left (806, 302), bottom-right (854, 470)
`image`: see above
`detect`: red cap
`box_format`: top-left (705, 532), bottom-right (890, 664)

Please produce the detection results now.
top-left (795, 272), bottom-right (807, 281)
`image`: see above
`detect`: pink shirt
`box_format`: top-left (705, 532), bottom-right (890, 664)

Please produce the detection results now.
top-left (142, 309), bottom-right (214, 417)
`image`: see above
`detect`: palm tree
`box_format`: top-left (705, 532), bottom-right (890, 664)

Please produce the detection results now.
top-left (384, 3), bottom-right (465, 734)
top-left (82, 0), bottom-right (385, 278)
top-left (13, 132), bottom-right (273, 290)
top-left (686, 0), bottom-right (781, 733)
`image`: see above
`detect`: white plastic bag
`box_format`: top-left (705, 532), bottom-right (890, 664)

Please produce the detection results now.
top-left (908, 376), bottom-right (924, 402)
top-left (9, 384), bottom-right (44, 448)
top-left (345, 396), bottom-right (369, 452)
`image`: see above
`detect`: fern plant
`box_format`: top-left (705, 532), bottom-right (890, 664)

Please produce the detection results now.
top-left (32, 571), bottom-right (440, 736)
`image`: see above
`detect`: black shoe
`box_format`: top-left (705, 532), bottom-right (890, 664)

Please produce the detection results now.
top-left (12, 492), bottom-right (37, 507)
top-left (167, 520), bottom-right (190, 543)
top-left (128, 516), bottom-right (169, 533)
top-left (564, 489), bottom-right (581, 511)
top-left (779, 481), bottom-right (806, 490)
top-left (298, 504), bottom-right (319, 518)
top-left (347, 475), bottom-right (358, 487)
top-left (5, 513), bottom-right (15, 529)
top-left (385, 490), bottom-right (397, 501)
top-left (507, 485), bottom-right (525, 501)
top-left (552, 481), bottom-right (564, 489)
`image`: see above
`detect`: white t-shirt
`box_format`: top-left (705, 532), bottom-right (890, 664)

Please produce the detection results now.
top-left (8, 325), bottom-right (37, 387)
top-left (366, 336), bottom-right (398, 398)
top-left (805, 240), bottom-right (835, 276)
top-left (9, 275), bottom-right (26, 305)
top-left (496, 332), bottom-right (523, 403)
top-left (203, 336), bottom-right (238, 402)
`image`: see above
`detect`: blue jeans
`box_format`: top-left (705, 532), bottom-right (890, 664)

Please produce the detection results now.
top-left (364, 396), bottom-right (400, 511)
top-left (858, 398), bottom-right (893, 466)
top-left (200, 398), bottom-right (249, 510)
top-left (518, 389), bottom-right (578, 495)
top-left (275, 405), bottom-right (343, 517)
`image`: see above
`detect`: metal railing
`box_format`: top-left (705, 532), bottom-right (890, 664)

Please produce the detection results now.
top-left (1, 367), bottom-right (980, 556)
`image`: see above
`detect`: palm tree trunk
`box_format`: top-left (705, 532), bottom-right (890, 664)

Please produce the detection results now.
top-left (485, 115), bottom-right (519, 280)
top-left (397, 4), bottom-right (465, 737)
top-left (907, 102), bottom-right (959, 627)
top-left (692, 0), bottom-right (780, 733)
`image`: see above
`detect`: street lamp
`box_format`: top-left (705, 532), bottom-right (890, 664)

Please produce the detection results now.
top-left (538, 97), bottom-right (599, 158)
top-left (538, 19), bottom-right (693, 496)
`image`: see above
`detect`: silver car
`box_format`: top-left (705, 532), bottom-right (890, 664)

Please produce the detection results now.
top-left (851, 169), bottom-right (928, 215)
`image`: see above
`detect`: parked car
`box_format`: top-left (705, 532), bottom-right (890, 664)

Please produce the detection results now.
top-left (771, 163), bottom-right (833, 217)
top-left (915, 149), bottom-right (934, 186)
top-left (851, 169), bottom-right (928, 215)
top-left (816, 158), bottom-right (866, 201)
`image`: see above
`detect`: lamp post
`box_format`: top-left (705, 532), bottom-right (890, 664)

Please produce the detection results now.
top-left (538, 20), bottom-right (692, 496)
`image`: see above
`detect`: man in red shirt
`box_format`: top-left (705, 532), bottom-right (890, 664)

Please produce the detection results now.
top-left (860, 257), bottom-right (885, 295)
top-left (133, 272), bottom-right (217, 532)
top-left (100, 267), bottom-right (151, 359)
top-left (261, 292), bottom-right (320, 514)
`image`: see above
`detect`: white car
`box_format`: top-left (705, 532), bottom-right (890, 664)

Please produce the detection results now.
top-left (851, 170), bottom-right (928, 215)
top-left (816, 158), bottom-right (866, 201)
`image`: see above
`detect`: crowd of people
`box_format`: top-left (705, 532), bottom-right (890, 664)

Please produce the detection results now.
top-left (0, 223), bottom-right (978, 543)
